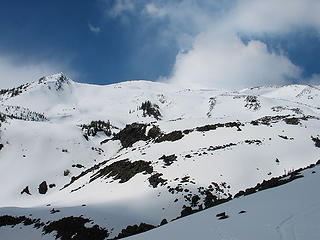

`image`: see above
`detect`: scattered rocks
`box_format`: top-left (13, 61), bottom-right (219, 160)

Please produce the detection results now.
top-left (0, 105), bottom-right (47, 121)
top-left (271, 106), bottom-right (302, 114)
top-left (148, 173), bottom-right (167, 188)
top-left (204, 191), bottom-right (217, 208)
top-left (72, 164), bottom-right (84, 169)
top-left (207, 97), bottom-right (216, 117)
top-left (81, 120), bottom-right (112, 138)
top-left (234, 167), bottom-right (307, 198)
top-left (160, 219), bottom-right (168, 226)
top-left (115, 223), bottom-right (155, 239)
top-left (156, 131), bottom-right (184, 143)
top-left (244, 139), bottom-right (262, 145)
top-left (168, 185), bottom-right (184, 194)
top-left (245, 95), bottom-right (261, 111)
top-left (216, 212), bottom-right (226, 217)
top-left (183, 129), bottom-right (194, 135)
top-left (251, 115), bottom-right (288, 126)
top-left (0, 215), bottom-right (43, 228)
top-left (196, 123), bottom-right (223, 132)
top-left (284, 117), bottom-right (300, 125)
top-left (50, 208), bottom-right (60, 214)
top-left (21, 186), bottom-right (31, 195)
top-left (159, 154), bottom-right (177, 166)
top-left (140, 100), bottom-right (162, 120)
top-left (191, 195), bottom-right (200, 207)
top-left (208, 143), bottom-right (237, 151)
top-left (43, 216), bottom-right (109, 240)
top-left (38, 181), bottom-right (48, 194)
top-left (311, 136), bottom-right (320, 148)
top-left (196, 122), bottom-right (242, 132)
top-left (64, 169), bottom-right (71, 176)
top-left (180, 176), bottom-right (190, 183)
top-left (278, 135), bottom-right (288, 140)
top-left (216, 212), bottom-right (229, 220)
top-left (180, 206), bottom-right (196, 217)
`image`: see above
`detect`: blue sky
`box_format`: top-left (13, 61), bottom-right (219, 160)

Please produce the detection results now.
top-left (0, 0), bottom-right (320, 89)
top-left (0, 0), bottom-right (178, 87)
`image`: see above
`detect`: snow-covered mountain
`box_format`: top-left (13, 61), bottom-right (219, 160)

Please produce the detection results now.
top-left (0, 73), bottom-right (320, 239)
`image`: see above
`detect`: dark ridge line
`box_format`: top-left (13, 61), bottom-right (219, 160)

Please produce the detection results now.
top-left (61, 154), bottom-right (122, 190)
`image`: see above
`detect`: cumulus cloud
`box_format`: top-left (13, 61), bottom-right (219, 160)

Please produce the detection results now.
top-left (88, 23), bottom-right (101, 33)
top-left (158, 0), bottom-right (320, 89)
top-left (169, 33), bottom-right (302, 89)
top-left (108, 0), bottom-right (320, 89)
top-left (0, 55), bottom-right (77, 89)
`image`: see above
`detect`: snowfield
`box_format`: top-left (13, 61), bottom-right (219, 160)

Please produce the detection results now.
top-left (126, 164), bottom-right (320, 240)
top-left (0, 73), bottom-right (319, 239)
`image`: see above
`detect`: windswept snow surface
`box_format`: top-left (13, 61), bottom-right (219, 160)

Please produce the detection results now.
top-left (126, 165), bottom-right (320, 240)
top-left (0, 73), bottom-right (320, 239)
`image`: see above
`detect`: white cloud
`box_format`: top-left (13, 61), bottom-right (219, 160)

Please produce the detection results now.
top-left (88, 23), bottom-right (101, 33)
top-left (144, 4), bottom-right (167, 18)
top-left (229, 0), bottom-right (320, 34)
top-left (155, 0), bottom-right (320, 89)
top-left (106, 0), bottom-right (320, 89)
top-left (168, 32), bottom-right (302, 89)
top-left (107, 0), bottom-right (135, 18)
top-left (0, 55), bottom-right (77, 89)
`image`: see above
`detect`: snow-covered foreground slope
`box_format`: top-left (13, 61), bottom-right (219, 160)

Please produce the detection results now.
top-left (0, 73), bottom-right (320, 239)
top-left (127, 164), bottom-right (320, 240)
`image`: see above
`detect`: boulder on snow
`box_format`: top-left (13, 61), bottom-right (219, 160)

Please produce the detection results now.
top-left (160, 219), bottom-right (168, 226)
top-left (38, 181), bottom-right (48, 194)
top-left (159, 154), bottom-right (177, 166)
top-left (21, 186), bottom-right (31, 195)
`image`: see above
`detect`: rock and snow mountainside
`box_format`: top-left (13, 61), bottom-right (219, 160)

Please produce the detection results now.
top-left (0, 73), bottom-right (320, 239)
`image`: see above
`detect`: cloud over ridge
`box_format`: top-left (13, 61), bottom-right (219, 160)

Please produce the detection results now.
top-left (110, 0), bottom-right (320, 89)
top-left (0, 55), bottom-right (77, 89)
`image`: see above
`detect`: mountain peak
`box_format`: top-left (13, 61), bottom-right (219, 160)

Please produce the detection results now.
top-left (38, 72), bottom-right (73, 91)
top-left (39, 72), bottom-right (71, 83)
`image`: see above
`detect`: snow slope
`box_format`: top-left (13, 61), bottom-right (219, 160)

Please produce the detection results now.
top-left (0, 73), bottom-right (320, 239)
top-left (126, 164), bottom-right (320, 240)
